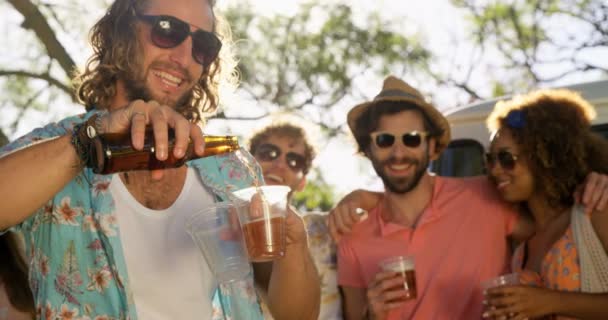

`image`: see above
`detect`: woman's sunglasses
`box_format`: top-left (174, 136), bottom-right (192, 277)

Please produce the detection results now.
top-left (370, 131), bottom-right (430, 149)
top-left (485, 150), bottom-right (519, 171)
top-left (254, 143), bottom-right (307, 172)
top-left (137, 14), bottom-right (222, 67)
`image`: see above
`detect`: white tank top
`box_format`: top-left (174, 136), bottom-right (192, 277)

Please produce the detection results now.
top-left (110, 167), bottom-right (216, 319)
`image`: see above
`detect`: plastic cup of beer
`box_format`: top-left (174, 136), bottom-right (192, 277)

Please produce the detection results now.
top-left (231, 185), bottom-right (290, 262)
top-left (379, 255), bottom-right (417, 301)
top-left (481, 273), bottom-right (521, 316)
top-left (481, 273), bottom-right (520, 291)
top-left (185, 201), bottom-right (251, 283)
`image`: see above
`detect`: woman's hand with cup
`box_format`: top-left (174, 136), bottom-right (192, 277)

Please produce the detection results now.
top-left (483, 284), bottom-right (559, 319)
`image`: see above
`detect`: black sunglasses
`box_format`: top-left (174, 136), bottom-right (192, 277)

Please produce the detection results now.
top-left (485, 150), bottom-right (519, 171)
top-left (370, 131), bottom-right (430, 149)
top-left (254, 143), bottom-right (307, 172)
top-left (136, 14), bottom-right (222, 67)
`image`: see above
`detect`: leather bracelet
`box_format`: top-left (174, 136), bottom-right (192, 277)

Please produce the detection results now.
top-left (70, 114), bottom-right (102, 169)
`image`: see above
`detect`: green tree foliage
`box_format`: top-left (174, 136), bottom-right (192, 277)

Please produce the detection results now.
top-left (452, 0), bottom-right (607, 94)
top-left (2, 0), bottom-right (108, 140)
top-left (292, 168), bottom-right (335, 211)
top-left (220, 1), bottom-right (432, 136)
top-left (219, 1), bottom-right (433, 206)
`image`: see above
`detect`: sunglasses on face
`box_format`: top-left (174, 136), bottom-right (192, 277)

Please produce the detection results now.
top-left (254, 143), bottom-right (307, 172)
top-left (485, 150), bottom-right (519, 171)
top-left (136, 14), bottom-right (222, 67)
top-left (370, 131), bottom-right (430, 149)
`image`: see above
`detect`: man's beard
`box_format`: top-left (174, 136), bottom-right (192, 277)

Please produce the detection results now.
top-left (123, 64), bottom-right (193, 112)
top-left (370, 151), bottom-right (430, 194)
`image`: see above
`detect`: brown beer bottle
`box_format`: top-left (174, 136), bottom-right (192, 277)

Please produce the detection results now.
top-left (90, 128), bottom-right (240, 174)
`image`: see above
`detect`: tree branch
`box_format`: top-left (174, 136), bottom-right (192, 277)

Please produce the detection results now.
top-left (210, 111), bottom-right (270, 122)
top-left (10, 85), bottom-right (49, 131)
top-left (0, 129), bottom-right (8, 147)
top-left (0, 70), bottom-right (74, 99)
top-left (7, 0), bottom-right (77, 78)
top-left (508, 6), bottom-right (538, 82)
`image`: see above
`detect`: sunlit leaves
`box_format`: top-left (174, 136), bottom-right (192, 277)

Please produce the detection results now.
top-left (292, 169), bottom-right (335, 211)
top-left (225, 0), bottom-right (432, 113)
top-left (453, 0), bottom-right (607, 90)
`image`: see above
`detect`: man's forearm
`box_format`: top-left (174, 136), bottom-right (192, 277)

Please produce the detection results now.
top-left (0, 135), bottom-right (81, 229)
top-left (267, 242), bottom-right (320, 320)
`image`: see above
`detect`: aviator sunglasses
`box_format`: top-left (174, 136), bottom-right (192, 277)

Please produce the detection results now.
top-left (485, 150), bottom-right (519, 171)
top-left (370, 131), bottom-right (430, 149)
top-left (136, 14), bottom-right (222, 67)
top-left (254, 143), bottom-right (307, 172)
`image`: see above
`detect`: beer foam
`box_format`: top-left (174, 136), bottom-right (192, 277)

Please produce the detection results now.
top-left (382, 258), bottom-right (414, 272)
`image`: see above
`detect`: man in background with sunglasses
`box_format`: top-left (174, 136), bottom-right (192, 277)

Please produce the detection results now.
top-left (328, 76), bottom-right (608, 320)
top-left (248, 119), bottom-right (316, 197)
top-left (247, 118), bottom-right (343, 320)
top-left (0, 0), bottom-right (320, 319)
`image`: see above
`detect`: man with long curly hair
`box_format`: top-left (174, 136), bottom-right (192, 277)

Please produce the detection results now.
top-left (0, 0), bottom-right (320, 319)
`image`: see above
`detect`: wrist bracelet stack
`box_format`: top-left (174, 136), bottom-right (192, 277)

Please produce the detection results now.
top-left (70, 114), bottom-right (102, 169)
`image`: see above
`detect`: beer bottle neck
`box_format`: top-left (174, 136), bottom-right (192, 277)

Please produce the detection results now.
top-left (188, 135), bottom-right (241, 160)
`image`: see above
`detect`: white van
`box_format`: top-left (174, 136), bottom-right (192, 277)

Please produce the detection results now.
top-left (431, 79), bottom-right (608, 177)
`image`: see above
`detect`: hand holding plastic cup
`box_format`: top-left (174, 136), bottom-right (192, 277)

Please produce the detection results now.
top-left (481, 273), bottom-right (521, 291)
top-left (231, 185), bottom-right (290, 262)
top-left (186, 202), bottom-right (251, 283)
top-left (481, 273), bottom-right (521, 318)
top-left (378, 255), bottom-right (417, 301)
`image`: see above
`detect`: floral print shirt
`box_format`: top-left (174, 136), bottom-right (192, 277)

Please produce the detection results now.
top-left (0, 111), bottom-right (264, 320)
top-left (513, 227), bottom-right (581, 292)
top-left (302, 213), bottom-right (341, 320)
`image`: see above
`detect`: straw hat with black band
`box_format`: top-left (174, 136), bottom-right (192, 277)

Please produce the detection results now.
top-left (347, 75), bottom-right (451, 155)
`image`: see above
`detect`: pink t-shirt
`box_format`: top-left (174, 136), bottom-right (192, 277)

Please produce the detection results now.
top-left (338, 176), bottom-right (518, 320)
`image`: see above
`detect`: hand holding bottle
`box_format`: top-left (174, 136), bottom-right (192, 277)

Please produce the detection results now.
top-left (85, 100), bottom-right (239, 176)
top-left (95, 99), bottom-right (207, 161)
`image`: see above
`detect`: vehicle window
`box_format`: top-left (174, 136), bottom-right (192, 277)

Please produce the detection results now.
top-left (430, 139), bottom-right (486, 177)
top-left (592, 123), bottom-right (608, 140)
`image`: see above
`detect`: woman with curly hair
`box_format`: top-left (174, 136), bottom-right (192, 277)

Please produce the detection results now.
top-left (483, 89), bottom-right (608, 320)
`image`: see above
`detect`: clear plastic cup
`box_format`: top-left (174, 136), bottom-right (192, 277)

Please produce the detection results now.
top-left (378, 255), bottom-right (417, 301)
top-left (186, 201), bottom-right (251, 283)
top-left (481, 273), bottom-right (521, 317)
top-left (481, 273), bottom-right (520, 290)
top-left (231, 185), bottom-right (290, 262)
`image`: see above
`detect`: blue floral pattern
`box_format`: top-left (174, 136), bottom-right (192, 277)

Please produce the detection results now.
top-left (1, 111), bottom-right (264, 320)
